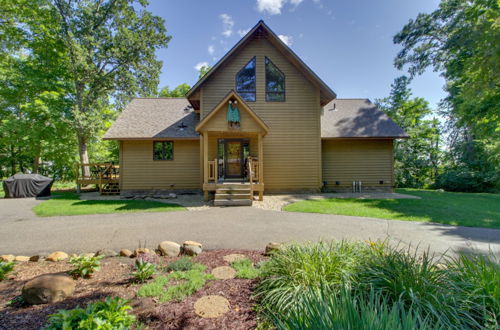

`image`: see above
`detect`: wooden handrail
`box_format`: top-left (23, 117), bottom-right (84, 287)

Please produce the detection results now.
top-left (208, 159), bottom-right (217, 182)
top-left (247, 157), bottom-right (254, 198)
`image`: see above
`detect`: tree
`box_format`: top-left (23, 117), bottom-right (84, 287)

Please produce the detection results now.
top-left (198, 65), bottom-right (211, 79)
top-left (393, 0), bottom-right (499, 191)
top-left (377, 76), bottom-right (441, 188)
top-left (159, 83), bottom-right (191, 97)
top-left (52, 0), bottom-right (170, 175)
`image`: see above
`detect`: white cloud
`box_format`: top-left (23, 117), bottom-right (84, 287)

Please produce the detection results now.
top-left (278, 34), bottom-right (293, 46)
top-left (256, 0), bottom-right (286, 15)
top-left (219, 13), bottom-right (234, 37)
top-left (208, 45), bottom-right (215, 55)
top-left (237, 28), bottom-right (251, 37)
top-left (194, 61), bottom-right (209, 71)
top-left (290, 0), bottom-right (303, 6)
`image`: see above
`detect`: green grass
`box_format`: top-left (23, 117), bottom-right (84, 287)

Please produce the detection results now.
top-left (32, 192), bottom-right (185, 216)
top-left (283, 189), bottom-right (500, 229)
top-left (231, 258), bottom-right (261, 279)
top-left (137, 263), bottom-right (214, 302)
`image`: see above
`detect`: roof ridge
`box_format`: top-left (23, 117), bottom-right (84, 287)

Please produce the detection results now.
top-left (133, 97), bottom-right (188, 99)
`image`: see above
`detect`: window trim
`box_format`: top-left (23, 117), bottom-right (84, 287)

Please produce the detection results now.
top-left (265, 56), bottom-right (286, 102)
top-left (235, 56), bottom-right (256, 102)
top-left (153, 141), bottom-right (174, 161)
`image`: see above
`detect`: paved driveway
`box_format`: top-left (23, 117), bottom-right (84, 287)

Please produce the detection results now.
top-left (0, 198), bottom-right (499, 256)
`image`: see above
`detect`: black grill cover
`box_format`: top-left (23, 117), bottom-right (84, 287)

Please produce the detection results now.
top-left (2, 174), bottom-right (54, 198)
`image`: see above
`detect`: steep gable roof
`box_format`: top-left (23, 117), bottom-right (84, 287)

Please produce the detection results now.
top-left (187, 20), bottom-right (336, 108)
top-left (103, 98), bottom-right (198, 140)
top-left (321, 99), bottom-right (408, 138)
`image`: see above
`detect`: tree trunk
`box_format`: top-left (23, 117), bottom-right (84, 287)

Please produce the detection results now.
top-left (33, 145), bottom-right (41, 174)
top-left (10, 145), bottom-right (16, 176)
top-left (78, 133), bottom-right (90, 177)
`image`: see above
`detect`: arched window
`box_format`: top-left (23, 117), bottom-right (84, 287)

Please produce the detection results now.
top-left (235, 57), bottom-right (256, 102)
top-left (265, 57), bottom-right (285, 101)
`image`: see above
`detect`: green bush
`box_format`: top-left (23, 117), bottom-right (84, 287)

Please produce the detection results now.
top-left (68, 255), bottom-right (103, 278)
top-left (255, 241), bottom-right (370, 315)
top-left (44, 297), bottom-right (135, 329)
top-left (165, 257), bottom-right (193, 272)
top-left (131, 259), bottom-right (156, 283)
top-left (137, 263), bottom-right (214, 302)
top-left (0, 261), bottom-right (15, 281)
top-left (231, 258), bottom-right (261, 279)
top-left (434, 169), bottom-right (499, 192)
top-left (272, 286), bottom-right (434, 330)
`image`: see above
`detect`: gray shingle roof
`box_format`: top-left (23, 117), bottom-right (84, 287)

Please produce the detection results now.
top-left (104, 98), bottom-right (199, 139)
top-left (321, 99), bottom-right (408, 138)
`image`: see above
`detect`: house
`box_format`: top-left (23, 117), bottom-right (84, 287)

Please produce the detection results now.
top-left (103, 21), bottom-right (407, 205)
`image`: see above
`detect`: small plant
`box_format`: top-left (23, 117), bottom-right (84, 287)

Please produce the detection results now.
top-left (231, 258), bottom-right (261, 279)
top-left (0, 261), bottom-right (15, 281)
top-left (68, 255), bottom-right (103, 278)
top-left (132, 259), bottom-right (156, 283)
top-left (44, 297), bottom-right (135, 329)
top-left (165, 257), bottom-right (193, 272)
top-left (138, 263), bottom-right (214, 302)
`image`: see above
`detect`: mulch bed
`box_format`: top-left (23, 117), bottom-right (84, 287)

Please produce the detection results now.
top-left (0, 250), bottom-right (266, 330)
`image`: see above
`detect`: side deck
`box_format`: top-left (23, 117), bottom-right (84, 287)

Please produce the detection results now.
top-left (75, 163), bottom-right (120, 195)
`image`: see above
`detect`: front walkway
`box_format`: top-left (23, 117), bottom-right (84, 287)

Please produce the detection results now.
top-left (0, 198), bottom-right (498, 257)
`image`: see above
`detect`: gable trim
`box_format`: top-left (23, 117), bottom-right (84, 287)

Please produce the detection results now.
top-left (195, 90), bottom-right (269, 135)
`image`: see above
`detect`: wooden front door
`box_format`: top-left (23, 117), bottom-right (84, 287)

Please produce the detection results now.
top-left (224, 140), bottom-right (243, 178)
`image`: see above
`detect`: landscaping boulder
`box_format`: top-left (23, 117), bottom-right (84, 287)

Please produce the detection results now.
top-left (22, 274), bottom-right (75, 305)
top-left (0, 255), bottom-right (15, 262)
top-left (29, 255), bottom-right (42, 262)
top-left (15, 256), bottom-right (30, 262)
top-left (120, 249), bottom-right (133, 257)
top-left (158, 241), bottom-right (181, 257)
top-left (95, 249), bottom-right (118, 258)
top-left (132, 248), bottom-right (151, 257)
top-left (46, 251), bottom-right (69, 262)
top-left (182, 241), bottom-right (202, 256)
top-left (265, 242), bottom-right (282, 255)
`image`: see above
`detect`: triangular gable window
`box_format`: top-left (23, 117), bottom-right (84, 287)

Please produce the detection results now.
top-left (235, 57), bottom-right (256, 102)
top-left (265, 57), bottom-right (285, 102)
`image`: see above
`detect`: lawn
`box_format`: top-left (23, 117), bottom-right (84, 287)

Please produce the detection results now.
top-left (32, 192), bottom-right (185, 216)
top-left (283, 189), bottom-right (500, 229)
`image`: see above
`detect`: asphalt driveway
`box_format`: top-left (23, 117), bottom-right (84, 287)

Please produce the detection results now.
top-left (0, 198), bottom-right (499, 256)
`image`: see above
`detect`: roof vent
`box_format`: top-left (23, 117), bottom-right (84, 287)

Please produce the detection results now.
top-left (329, 103), bottom-right (337, 111)
top-left (177, 122), bottom-right (187, 130)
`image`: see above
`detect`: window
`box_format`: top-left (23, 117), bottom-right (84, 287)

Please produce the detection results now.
top-left (265, 57), bottom-right (285, 101)
top-left (236, 57), bottom-right (256, 102)
top-left (153, 141), bottom-right (173, 160)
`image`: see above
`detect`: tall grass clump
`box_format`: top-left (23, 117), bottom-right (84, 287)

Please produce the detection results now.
top-left (272, 286), bottom-right (435, 330)
top-left (254, 241), bottom-right (370, 315)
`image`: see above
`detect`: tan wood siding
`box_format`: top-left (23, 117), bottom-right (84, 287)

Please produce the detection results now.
top-left (322, 139), bottom-right (393, 190)
top-left (202, 104), bottom-right (262, 133)
top-left (201, 38), bottom-right (321, 191)
top-left (121, 140), bottom-right (200, 190)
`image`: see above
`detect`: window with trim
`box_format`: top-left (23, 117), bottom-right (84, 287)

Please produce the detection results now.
top-left (236, 57), bottom-right (256, 102)
top-left (265, 57), bottom-right (285, 101)
top-left (153, 141), bottom-right (173, 160)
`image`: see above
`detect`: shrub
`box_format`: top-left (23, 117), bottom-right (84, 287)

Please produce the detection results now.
top-left (138, 263), bottom-right (214, 302)
top-left (0, 261), bottom-right (15, 281)
top-left (434, 169), bottom-right (498, 192)
top-left (254, 241), bottom-right (370, 315)
top-left (68, 255), bottom-right (103, 278)
top-left (272, 286), bottom-right (434, 330)
top-left (44, 297), bottom-right (135, 329)
top-left (231, 258), bottom-right (261, 279)
top-left (165, 257), bottom-right (193, 272)
top-left (131, 259), bottom-right (156, 283)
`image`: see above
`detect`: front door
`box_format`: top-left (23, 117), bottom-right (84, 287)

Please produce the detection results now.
top-left (224, 140), bottom-right (243, 178)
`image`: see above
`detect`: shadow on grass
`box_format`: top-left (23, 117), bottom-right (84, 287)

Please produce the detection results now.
top-left (70, 199), bottom-right (182, 211)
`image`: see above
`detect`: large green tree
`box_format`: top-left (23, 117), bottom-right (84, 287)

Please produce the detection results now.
top-left (158, 83), bottom-right (191, 97)
top-left (393, 0), bottom-right (499, 191)
top-left (377, 76), bottom-right (440, 188)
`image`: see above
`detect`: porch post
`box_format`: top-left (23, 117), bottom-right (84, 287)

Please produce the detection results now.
top-left (258, 133), bottom-right (264, 201)
top-left (203, 132), bottom-right (209, 201)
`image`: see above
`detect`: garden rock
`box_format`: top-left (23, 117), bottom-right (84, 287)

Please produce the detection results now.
top-left (211, 266), bottom-right (236, 280)
top-left (223, 254), bottom-right (246, 263)
top-left (182, 240), bottom-right (202, 256)
top-left (265, 242), bottom-right (282, 255)
top-left (158, 241), bottom-right (181, 257)
top-left (168, 193), bottom-right (177, 199)
top-left (133, 248), bottom-right (151, 257)
top-left (95, 249), bottom-right (118, 257)
top-left (194, 295), bottom-right (230, 318)
top-left (0, 255), bottom-right (15, 262)
top-left (22, 274), bottom-right (76, 305)
top-left (46, 251), bottom-right (69, 262)
top-left (15, 256), bottom-right (30, 262)
top-left (29, 255), bottom-right (42, 262)
top-left (120, 249), bottom-right (133, 257)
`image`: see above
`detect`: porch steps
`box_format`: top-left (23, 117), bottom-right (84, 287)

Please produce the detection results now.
top-left (213, 183), bottom-right (252, 206)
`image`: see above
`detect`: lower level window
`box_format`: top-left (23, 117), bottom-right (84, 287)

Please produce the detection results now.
top-left (153, 141), bottom-right (173, 160)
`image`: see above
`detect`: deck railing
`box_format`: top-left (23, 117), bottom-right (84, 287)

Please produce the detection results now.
top-left (208, 159), bottom-right (217, 182)
top-left (75, 163), bottom-right (120, 193)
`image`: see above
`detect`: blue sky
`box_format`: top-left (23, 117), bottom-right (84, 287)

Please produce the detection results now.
top-left (147, 0), bottom-right (445, 108)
